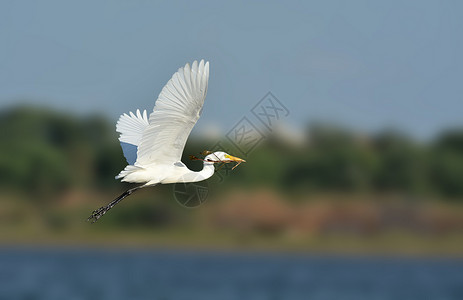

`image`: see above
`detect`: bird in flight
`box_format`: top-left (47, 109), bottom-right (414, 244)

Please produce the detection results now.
top-left (88, 60), bottom-right (245, 223)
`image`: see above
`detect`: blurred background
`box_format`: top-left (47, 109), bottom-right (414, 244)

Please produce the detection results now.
top-left (1, 1), bottom-right (462, 299)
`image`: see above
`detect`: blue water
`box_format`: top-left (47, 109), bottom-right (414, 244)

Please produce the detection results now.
top-left (0, 248), bottom-right (462, 300)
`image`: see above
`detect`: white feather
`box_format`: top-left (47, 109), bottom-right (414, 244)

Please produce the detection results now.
top-left (90, 60), bottom-right (245, 224)
top-left (135, 59), bottom-right (209, 166)
top-left (116, 109), bottom-right (149, 146)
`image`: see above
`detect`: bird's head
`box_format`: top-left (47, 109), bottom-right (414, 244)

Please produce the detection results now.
top-left (190, 150), bottom-right (246, 170)
top-left (203, 151), bottom-right (246, 164)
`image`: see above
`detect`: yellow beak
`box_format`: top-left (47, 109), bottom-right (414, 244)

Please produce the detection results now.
top-left (225, 154), bottom-right (246, 163)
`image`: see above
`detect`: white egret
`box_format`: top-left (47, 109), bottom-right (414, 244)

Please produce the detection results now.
top-left (88, 60), bottom-right (245, 223)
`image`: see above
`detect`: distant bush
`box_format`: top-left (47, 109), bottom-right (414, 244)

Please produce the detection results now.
top-left (0, 107), bottom-right (462, 202)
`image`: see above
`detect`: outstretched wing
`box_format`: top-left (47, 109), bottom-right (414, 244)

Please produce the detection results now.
top-left (116, 109), bottom-right (149, 164)
top-left (135, 60), bottom-right (209, 166)
top-left (116, 109), bottom-right (149, 146)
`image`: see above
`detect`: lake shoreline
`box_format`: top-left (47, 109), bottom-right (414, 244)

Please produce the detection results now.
top-left (1, 230), bottom-right (462, 259)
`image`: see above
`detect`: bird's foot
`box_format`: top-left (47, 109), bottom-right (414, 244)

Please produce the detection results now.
top-left (87, 205), bottom-right (110, 224)
top-left (87, 187), bottom-right (141, 224)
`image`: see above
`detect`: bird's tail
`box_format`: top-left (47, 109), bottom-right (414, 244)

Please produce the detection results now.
top-left (115, 165), bottom-right (145, 182)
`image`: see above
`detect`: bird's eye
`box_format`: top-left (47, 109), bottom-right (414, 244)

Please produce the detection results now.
top-left (207, 159), bottom-right (213, 162)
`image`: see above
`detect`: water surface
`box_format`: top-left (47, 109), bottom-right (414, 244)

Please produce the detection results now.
top-left (0, 248), bottom-right (461, 299)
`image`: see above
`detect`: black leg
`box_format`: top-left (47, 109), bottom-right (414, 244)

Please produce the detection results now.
top-left (87, 186), bottom-right (143, 223)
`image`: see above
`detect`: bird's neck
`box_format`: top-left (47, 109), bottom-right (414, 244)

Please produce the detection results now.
top-left (199, 162), bottom-right (215, 181)
top-left (185, 161), bottom-right (215, 183)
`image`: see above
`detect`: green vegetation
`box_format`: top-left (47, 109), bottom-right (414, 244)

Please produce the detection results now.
top-left (0, 106), bottom-right (462, 255)
top-left (1, 107), bottom-right (463, 200)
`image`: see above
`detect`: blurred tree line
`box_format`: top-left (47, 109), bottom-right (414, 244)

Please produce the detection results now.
top-left (272, 125), bottom-right (463, 199)
top-left (0, 107), bottom-right (126, 198)
top-left (0, 107), bottom-right (462, 202)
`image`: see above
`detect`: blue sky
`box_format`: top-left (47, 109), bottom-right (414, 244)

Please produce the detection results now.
top-left (0, 0), bottom-right (462, 139)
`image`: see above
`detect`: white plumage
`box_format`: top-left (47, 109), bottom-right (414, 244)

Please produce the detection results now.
top-left (116, 109), bottom-right (149, 146)
top-left (115, 60), bottom-right (211, 184)
top-left (137, 59), bottom-right (209, 166)
top-left (88, 60), bottom-right (245, 223)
